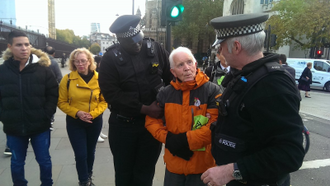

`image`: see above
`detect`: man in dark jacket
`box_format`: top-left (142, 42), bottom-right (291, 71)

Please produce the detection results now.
top-left (98, 15), bottom-right (173, 186)
top-left (45, 46), bottom-right (63, 83)
top-left (44, 45), bottom-right (63, 128)
top-left (205, 47), bottom-right (230, 92)
top-left (201, 14), bottom-right (305, 186)
top-left (0, 31), bottom-right (58, 186)
top-left (279, 54), bottom-right (295, 78)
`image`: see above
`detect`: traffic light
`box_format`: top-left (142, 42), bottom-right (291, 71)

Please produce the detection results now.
top-left (166, 0), bottom-right (184, 22)
top-left (270, 34), bottom-right (277, 47)
top-left (316, 50), bottom-right (323, 58)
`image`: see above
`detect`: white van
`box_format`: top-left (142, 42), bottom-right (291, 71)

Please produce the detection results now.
top-left (286, 58), bottom-right (330, 91)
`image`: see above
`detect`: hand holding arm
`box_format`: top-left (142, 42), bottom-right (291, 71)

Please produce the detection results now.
top-left (141, 101), bottom-right (164, 119)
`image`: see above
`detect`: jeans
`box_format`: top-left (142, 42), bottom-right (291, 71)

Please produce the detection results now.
top-left (66, 115), bottom-right (102, 183)
top-left (164, 168), bottom-right (206, 186)
top-left (108, 113), bottom-right (162, 186)
top-left (7, 130), bottom-right (53, 186)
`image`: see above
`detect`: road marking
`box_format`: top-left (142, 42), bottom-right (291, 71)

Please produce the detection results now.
top-left (300, 158), bottom-right (330, 170)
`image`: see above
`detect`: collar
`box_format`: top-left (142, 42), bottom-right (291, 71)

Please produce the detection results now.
top-left (171, 69), bottom-right (209, 91)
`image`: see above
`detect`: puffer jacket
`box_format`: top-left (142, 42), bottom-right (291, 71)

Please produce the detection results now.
top-left (0, 48), bottom-right (59, 136)
top-left (145, 69), bottom-right (221, 175)
top-left (57, 70), bottom-right (107, 119)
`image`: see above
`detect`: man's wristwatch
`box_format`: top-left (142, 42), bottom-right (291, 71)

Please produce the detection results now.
top-left (232, 163), bottom-right (243, 180)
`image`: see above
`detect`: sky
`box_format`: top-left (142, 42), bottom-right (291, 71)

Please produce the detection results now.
top-left (15, 0), bottom-right (146, 37)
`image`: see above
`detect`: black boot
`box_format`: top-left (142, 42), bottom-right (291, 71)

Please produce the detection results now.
top-left (89, 174), bottom-right (95, 186)
top-left (79, 180), bottom-right (91, 186)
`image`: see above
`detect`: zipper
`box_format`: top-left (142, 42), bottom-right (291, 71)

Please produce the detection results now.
top-left (19, 74), bottom-right (26, 134)
top-left (89, 90), bottom-right (93, 112)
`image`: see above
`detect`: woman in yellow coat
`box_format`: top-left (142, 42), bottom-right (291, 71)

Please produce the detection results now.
top-left (58, 48), bottom-right (107, 186)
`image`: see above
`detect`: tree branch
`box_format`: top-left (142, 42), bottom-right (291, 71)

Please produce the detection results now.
top-left (289, 36), bottom-right (305, 47)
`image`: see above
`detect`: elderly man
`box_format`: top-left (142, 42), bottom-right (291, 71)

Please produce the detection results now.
top-left (145, 47), bottom-right (222, 186)
top-left (98, 15), bottom-right (173, 186)
top-left (201, 13), bottom-right (305, 186)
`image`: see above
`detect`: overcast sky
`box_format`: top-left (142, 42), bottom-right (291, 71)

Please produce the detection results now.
top-left (15, 0), bottom-right (146, 36)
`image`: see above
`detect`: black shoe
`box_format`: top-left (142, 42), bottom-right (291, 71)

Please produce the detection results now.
top-left (4, 147), bottom-right (12, 156)
top-left (79, 181), bottom-right (90, 186)
top-left (305, 95), bottom-right (311, 98)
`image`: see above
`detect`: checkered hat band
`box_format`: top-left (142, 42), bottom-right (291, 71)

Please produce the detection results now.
top-left (116, 27), bottom-right (140, 38)
top-left (216, 24), bottom-right (263, 39)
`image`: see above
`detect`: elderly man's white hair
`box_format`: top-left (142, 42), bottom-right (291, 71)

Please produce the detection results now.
top-left (169, 46), bottom-right (197, 68)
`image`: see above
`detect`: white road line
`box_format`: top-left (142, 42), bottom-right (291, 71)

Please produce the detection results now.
top-left (300, 159), bottom-right (330, 170)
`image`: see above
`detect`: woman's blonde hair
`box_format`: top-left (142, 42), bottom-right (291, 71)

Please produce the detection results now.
top-left (68, 48), bottom-right (96, 71)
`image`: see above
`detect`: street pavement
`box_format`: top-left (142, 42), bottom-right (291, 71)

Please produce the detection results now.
top-left (0, 63), bottom-right (329, 186)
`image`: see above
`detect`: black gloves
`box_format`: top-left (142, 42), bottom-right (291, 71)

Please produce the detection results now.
top-left (165, 132), bottom-right (193, 161)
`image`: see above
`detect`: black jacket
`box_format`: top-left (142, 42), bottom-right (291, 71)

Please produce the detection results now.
top-left (0, 48), bottom-right (59, 136)
top-left (212, 53), bottom-right (305, 185)
top-left (298, 67), bottom-right (312, 85)
top-left (282, 64), bottom-right (295, 79)
top-left (98, 38), bottom-right (173, 118)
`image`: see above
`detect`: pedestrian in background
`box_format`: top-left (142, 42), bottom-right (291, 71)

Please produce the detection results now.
top-left (94, 55), bottom-right (102, 72)
top-left (278, 54), bottom-right (295, 78)
top-left (298, 62), bottom-right (313, 98)
top-left (145, 47), bottom-right (221, 186)
top-left (45, 46), bottom-right (63, 83)
top-left (57, 48), bottom-right (108, 186)
top-left (201, 14), bottom-right (304, 186)
top-left (98, 15), bottom-right (173, 186)
top-left (204, 45), bottom-right (230, 92)
top-left (45, 45), bottom-right (63, 129)
top-left (0, 30), bottom-right (58, 186)
top-left (61, 53), bottom-right (66, 68)
top-left (93, 55), bottom-right (108, 143)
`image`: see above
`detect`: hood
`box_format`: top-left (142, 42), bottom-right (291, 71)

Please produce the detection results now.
top-left (1, 47), bottom-right (51, 67)
top-left (171, 68), bottom-right (209, 91)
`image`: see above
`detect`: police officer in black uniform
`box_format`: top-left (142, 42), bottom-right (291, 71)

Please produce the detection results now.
top-left (201, 13), bottom-right (305, 186)
top-left (98, 15), bottom-right (172, 186)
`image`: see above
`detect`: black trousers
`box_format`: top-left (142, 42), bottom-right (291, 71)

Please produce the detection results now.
top-left (108, 113), bottom-right (162, 186)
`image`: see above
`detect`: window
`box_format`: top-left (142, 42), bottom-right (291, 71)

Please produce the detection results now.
top-left (314, 61), bottom-right (330, 72)
top-left (231, 0), bottom-right (244, 15)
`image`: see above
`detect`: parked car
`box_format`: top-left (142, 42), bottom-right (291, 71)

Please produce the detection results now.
top-left (287, 58), bottom-right (330, 91)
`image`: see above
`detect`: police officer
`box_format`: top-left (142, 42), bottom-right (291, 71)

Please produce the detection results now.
top-left (201, 13), bottom-right (305, 186)
top-left (204, 45), bottom-right (230, 92)
top-left (98, 15), bottom-right (172, 186)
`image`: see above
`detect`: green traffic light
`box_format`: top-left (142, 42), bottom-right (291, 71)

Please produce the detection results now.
top-left (170, 6), bottom-right (180, 18)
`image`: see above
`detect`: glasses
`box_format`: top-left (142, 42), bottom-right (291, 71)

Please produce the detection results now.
top-left (74, 59), bottom-right (88, 65)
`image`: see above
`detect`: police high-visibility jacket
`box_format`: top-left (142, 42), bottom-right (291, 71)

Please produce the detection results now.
top-left (58, 70), bottom-right (107, 119)
top-left (145, 69), bottom-right (221, 175)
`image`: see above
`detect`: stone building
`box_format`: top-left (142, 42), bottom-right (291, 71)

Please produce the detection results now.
top-left (142, 0), bottom-right (166, 47)
top-left (90, 32), bottom-right (116, 55)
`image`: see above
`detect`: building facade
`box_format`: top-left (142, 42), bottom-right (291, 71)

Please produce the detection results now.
top-left (91, 23), bottom-right (101, 34)
top-left (90, 32), bottom-right (116, 55)
top-left (142, 0), bottom-right (166, 47)
top-left (0, 0), bottom-right (16, 25)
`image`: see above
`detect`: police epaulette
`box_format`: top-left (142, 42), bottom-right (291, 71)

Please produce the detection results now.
top-left (105, 42), bottom-right (119, 52)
